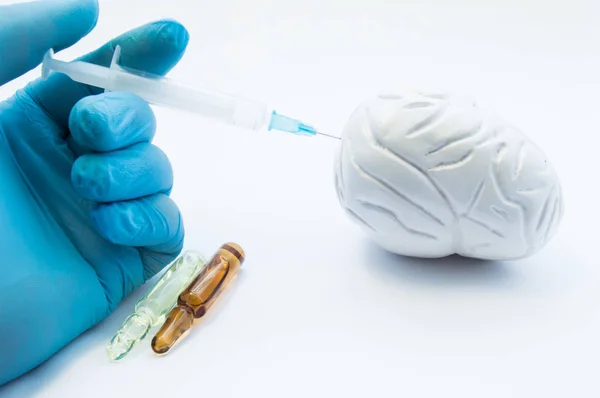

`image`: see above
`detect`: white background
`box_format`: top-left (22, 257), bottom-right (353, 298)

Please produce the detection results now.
top-left (1, 0), bottom-right (599, 397)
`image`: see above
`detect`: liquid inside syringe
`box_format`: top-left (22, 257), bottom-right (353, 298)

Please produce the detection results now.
top-left (42, 46), bottom-right (339, 140)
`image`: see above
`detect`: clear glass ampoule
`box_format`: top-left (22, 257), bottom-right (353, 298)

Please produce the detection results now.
top-left (106, 251), bottom-right (207, 361)
top-left (150, 243), bottom-right (245, 355)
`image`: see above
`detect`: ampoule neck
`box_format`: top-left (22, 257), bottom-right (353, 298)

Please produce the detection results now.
top-left (134, 307), bottom-right (156, 324)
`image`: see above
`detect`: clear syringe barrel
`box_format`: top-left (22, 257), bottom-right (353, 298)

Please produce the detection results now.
top-left (42, 46), bottom-right (270, 131)
top-left (109, 66), bottom-right (270, 130)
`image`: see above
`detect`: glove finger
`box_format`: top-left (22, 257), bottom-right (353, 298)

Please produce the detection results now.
top-left (91, 193), bottom-right (184, 249)
top-left (69, 92), bottom-right (156, 154)
top-left (24, 19), bottom-right (189, 129)
top-left (91, 194), bottom-right (184, 281)
top-left (72, 142), bottom-right (173, 202)
top-left (0, 0), bottom-right (98, 86)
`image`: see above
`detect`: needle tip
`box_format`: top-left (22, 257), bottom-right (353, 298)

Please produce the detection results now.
top-left (316, 131), bottom-right (342, 140)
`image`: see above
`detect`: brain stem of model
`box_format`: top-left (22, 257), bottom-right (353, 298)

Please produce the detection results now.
top-left (334, 91), bottom-right (564, 261)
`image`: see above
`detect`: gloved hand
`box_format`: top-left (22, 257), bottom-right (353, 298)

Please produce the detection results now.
top-left (0, 0), bottom-right (188, 385)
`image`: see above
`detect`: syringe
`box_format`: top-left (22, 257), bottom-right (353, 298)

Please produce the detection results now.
top-left (42, 46), bottom-right (339, 140)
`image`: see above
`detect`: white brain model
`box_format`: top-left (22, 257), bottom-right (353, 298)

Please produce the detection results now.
top-left (334, 91), bottom-right (564, 260)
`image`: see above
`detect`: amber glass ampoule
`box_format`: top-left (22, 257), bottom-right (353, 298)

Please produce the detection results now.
top-left (151, 242), bottom-right (245, 355)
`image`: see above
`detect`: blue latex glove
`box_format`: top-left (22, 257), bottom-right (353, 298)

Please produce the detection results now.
top-left (0, 0), bottom-right (189, 385)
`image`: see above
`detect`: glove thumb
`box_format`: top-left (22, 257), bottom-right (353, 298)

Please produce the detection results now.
top-left (0, 0), bottom-right (99, 86)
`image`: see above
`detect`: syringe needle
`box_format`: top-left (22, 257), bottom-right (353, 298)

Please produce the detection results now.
top-left (316, 131), bottom-right (341, 140)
